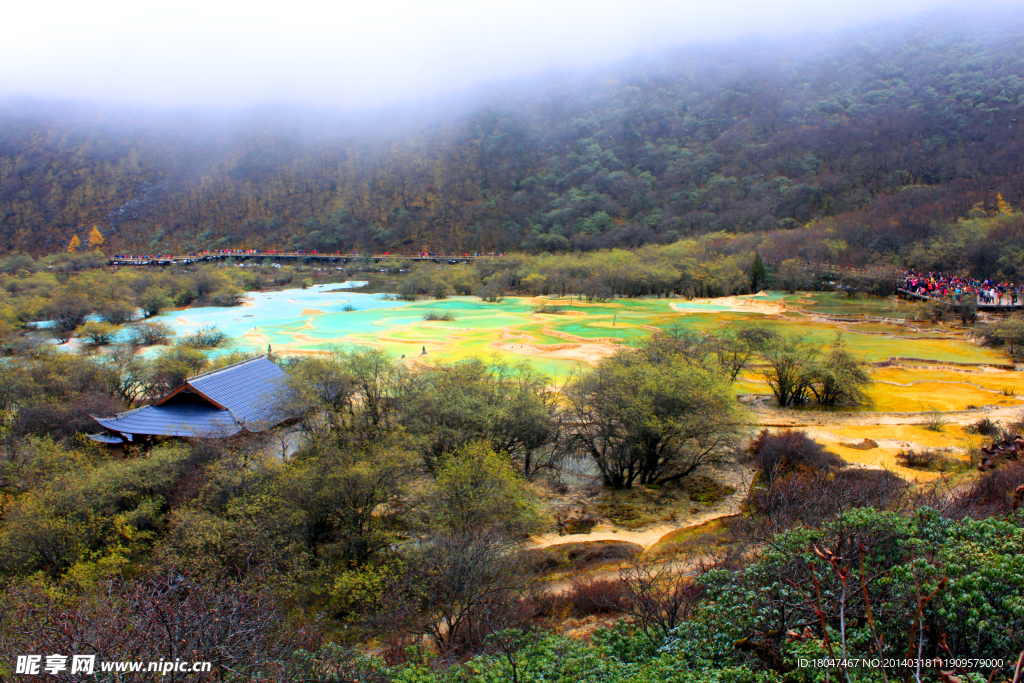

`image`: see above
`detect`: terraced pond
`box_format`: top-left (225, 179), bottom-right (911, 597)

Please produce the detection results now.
top-left (154, 286), bottom-right (1019, 415)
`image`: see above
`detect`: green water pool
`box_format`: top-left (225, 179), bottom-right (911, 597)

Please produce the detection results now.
top-left (152, 288), bottom-right (1012, 381)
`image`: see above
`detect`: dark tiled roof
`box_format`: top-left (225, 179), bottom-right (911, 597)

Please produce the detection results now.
top-left (86, 433), bottom-right (125, 444)
top-left (187, 356), bottom-right (291, 429)
top-left (94, 404), bottom-right (241, 437)
top-left (93, 355), bottom-right (292, 438)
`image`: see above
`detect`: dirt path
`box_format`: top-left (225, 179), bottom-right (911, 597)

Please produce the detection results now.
top-left (537, 533), bottom-right (718, 596)
top-left (532, 459), bottom-right (751, 551)
top-left (746, 399), bottom-right (1022, 428)
top-left (531, 503), bottom-right (744, 552)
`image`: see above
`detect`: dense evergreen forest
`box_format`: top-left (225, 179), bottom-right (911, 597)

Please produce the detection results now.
top-left (3, 10), bottom-right (1024, 264)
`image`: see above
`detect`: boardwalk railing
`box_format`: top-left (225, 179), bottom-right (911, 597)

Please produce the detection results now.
top-left (108, 252), bottom-right (501, 266)
top-left (897, 288), bottom-right (1024, 311)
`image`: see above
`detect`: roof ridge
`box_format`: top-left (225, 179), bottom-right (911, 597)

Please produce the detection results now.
top-left (90, 404), bottom-right (150, 421)
top-left (188, 354), bottom-right (269, 382)
top-left (92, 402), bottom-right (233, 422)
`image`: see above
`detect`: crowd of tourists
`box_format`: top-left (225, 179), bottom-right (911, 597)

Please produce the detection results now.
top-left (902, 270), bottom-right (1021, 306)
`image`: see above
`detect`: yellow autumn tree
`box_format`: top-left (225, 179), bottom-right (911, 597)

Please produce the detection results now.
top-left (998, 193), bottom-right (1013, 215)
top-left (67, 235), bottom-right (80, 253)
top-left (87, 226), bottom-right (104, 250)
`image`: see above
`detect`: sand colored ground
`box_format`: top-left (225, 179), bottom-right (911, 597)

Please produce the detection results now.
top-left (672, 295), bottom-right (788, 315)
top-left (735, 366), bottom-right (1024, 413)
top-left (532, 462), bottom-right (751, 552)
top-left (823, 423), bottom-right (971, 449)
top-left (491, 341), bottom-right (618, 364)
top-left (541, 325), bottom-right (623, 345)
top-left (863, 381), bottom-right (1020, 412)
top-left (750, 399), bottom-right (1023, 429)
top-left (530, 503), bottom-right (743, 553)
top-left (874, 366), bottom-right (1024, 394)
top-left (242, 330), bottom-right (270, 344)
top-left (300, 308), bottom-right (324, 316)
top-left (793, 425), bottom-right (967, 481)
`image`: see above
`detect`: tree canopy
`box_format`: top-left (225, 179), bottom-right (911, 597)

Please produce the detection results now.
top-left (3, 11), bottom-right (1024, 272)
top-left (564, 345), bottom-right (741, 488)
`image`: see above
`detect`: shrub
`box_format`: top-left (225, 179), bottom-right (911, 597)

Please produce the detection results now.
top-left (139, 287), bottom-right (171, 317)
top-left (563, 577), bottom-right (627, 616)
top-left (379, 637), bottom-right (421, 666)
top-left (208, 290), bottom-right (247, 307)
top-left (840, 438), bottom-right (878, 450)
top-left (750, 468), bottom-right (909, 532)
top-left (749, 429), bottom-right (844, 482)
top-left (98, 300), bottom-right (136, 325)
top-left (396, 281), bottom-right (419, 301)
top-left (619, 556), bottom-right (703, 645)
top-left (998, 424), bottom-right (1023, 442)
top-left (895, 448), bottom-right (967, 471)
top-left (426, 442), bottom-right (542, 536)
top-left (523, 541), bottom-right (640, 576)
top-left (700, 508), bottom-right (1024, 675)
top-left (476, 280), bottom-right (505, 303)
top-left (807, 337), bottom-right (871, 406)
top-left (79, 321), bottom-right (121, 347)
top-left (14, 391), bottom-right (124, 440)
top-left (948, 461), bottom-right (1024, 518)
top-left (423, 310), bottom-right (454, 321)
top-left (0, 576), bottom-right (327, 681)
top-left (178, 324), bottom-right (229, 349)
top-left (46, 293), bottom-right (92, 343)
top-left (534, 577), bottom-right (628, 619)
top-left (965, 417), bottom-right (998, 435)
top-left (533, 304), bottom-right (566, 315)
top-left (173, 289), bottom-right (198, 307)
top-left (127, 321), bottom-right (173, 347)
top-left (923, 409), bottom-right (947, 431)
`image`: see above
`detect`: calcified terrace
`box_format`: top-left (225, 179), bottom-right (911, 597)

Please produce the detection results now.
top-left (159, 286), bottom-right (1013, 404)
top-left (153, 285), bottom-right (1023, 481)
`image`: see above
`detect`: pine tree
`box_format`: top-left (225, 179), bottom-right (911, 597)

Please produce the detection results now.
top-left (87, 226), bottom-right (104, 250)
top-left (751, 252), bottom-right (769, 292)
top-left (67, 235), bottom-right (80, 253)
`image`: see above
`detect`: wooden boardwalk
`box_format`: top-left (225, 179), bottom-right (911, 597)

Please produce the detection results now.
top-left (897, 288), bottom-right (1024, 311)
top-left (108, 252), bottom-right (499, 267)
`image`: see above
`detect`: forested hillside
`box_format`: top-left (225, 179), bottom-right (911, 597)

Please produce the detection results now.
top-left (2, 11), bottom-right (1024, 262)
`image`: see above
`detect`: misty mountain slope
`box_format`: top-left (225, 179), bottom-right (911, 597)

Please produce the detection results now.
top-left (1, 13), bottom-right (1023, 257)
